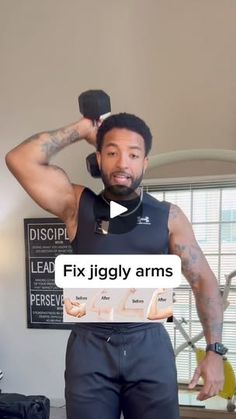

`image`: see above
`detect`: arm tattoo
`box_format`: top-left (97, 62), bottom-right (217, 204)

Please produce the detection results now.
top-left (41, 127), bottom-right (80, 159)
top-left (170, 202), bottom-right (223, 341)
top-left (22, 126), bottom-right (80, 160)
top-left (195, 292), bottom-right (223, 339)
top-left (169, 204), bottom-right (180, 220)
top-left (174, 242), bottom-right (223, 341)
top-left (174, 243), bottom-right (201, 286)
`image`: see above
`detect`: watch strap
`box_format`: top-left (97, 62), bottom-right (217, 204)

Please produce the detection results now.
top-left (206, 342), bottom-right (228, 356)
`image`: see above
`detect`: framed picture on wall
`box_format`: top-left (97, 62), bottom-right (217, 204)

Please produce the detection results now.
top-left (24, 218), bottom-right (73, 329)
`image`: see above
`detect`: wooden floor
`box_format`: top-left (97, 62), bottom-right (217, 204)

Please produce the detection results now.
top-left (179, 389), bottom-right (236, 418)
top-left (50, 405), bottom-right (66, 419)
top-left (49, 391), bottom-right (236, 418)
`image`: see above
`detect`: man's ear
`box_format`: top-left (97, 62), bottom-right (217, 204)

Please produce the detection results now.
top-left (96, 151), bottom-right (101, 170)
top-left (143, 156), bottom-right (149, 173)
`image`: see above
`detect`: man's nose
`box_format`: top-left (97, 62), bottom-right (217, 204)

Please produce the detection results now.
top-left (116, 153), bottom-right (129, 169)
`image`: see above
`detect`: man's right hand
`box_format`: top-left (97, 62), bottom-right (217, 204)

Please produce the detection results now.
top-left (80, 116), bottom-right (103, 147)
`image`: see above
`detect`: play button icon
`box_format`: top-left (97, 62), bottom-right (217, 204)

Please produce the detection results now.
top-left (93, 186), bottom-right (143, 235)
top-left (110, 201), bottom-right (128, 218)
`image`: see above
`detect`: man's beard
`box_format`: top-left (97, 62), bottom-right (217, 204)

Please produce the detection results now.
top-left (100, 169), bottom-right (144, 197)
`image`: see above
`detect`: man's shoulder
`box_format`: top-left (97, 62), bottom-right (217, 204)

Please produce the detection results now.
top-left (143, 191), bottom-right (171, 210)
top-left (75, 186), bottom-right (98, 211)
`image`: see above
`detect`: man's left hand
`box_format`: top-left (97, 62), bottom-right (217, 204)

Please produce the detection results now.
top-left (188, 351), bottom-right (224, 400)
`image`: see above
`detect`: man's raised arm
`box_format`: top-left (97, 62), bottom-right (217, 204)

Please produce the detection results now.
top-left (5, 118), bottom-right (97, 238)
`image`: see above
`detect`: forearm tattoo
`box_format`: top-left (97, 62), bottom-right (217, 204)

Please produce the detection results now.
top-left (195, 291), bottom-right (223, 340)
top-left (174, 242), bottom-right (223, 341)
top-left (174, 243), bottom-right (201, 286)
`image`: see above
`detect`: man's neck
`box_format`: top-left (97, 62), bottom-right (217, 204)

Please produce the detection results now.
top-left (102, 187), bottom-right (141, 202)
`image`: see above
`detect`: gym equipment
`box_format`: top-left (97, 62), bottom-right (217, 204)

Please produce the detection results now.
top-left (195, 348), bottom-right (236, 411)
top-left (174, 270), bottom-right (236, 411)
top-left (78, 90), bottom-right (111, 178)
top-left (86, 151), bottom-right (101, 178)
top-left (78, 89), bottom-right (111, 121)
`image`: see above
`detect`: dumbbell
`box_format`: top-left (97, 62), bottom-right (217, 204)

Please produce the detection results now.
top-left (78, 90), bottom-right (111, 178)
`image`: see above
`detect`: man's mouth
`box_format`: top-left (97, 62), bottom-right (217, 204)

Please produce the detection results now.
top-left (112, 173), bottom-right (131, 184)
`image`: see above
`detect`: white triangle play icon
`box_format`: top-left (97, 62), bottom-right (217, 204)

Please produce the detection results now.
top-left (110, 201), bottom-right (128, 219)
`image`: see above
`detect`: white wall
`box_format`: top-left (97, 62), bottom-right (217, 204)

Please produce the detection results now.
top-left (0, 0), bottom-right (236, 400)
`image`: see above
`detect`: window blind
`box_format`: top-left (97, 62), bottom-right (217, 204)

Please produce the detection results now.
top-left (143, 180), bottom-right (236, 383)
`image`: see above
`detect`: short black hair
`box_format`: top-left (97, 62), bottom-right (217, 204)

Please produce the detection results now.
top-left (96, 112), bottom-right (152, 156)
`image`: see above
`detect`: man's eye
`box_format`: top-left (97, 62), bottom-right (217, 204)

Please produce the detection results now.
top-left (107, 151), bottom-right (116, 156)
top-left (130, 154), bottom-right (139, 159)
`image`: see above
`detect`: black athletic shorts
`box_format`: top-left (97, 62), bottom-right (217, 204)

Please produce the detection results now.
top-left (65, 322), bottom-right (179, 419)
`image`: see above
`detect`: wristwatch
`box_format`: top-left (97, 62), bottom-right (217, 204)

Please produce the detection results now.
top-left (206, 342), bottom-right (228, 356)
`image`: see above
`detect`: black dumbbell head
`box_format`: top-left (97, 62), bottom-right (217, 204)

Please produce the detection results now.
top-left (86, 152), bottom-right (101, 178)
top-left (79, 90), bottom-right (111, 120)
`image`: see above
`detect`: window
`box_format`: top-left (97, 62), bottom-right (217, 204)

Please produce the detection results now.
top-left (144, 178), bottom-right (236, 383)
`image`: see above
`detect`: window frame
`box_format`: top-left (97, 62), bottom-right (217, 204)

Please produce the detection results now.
top-left (142, 174), bottom-right (236, 383)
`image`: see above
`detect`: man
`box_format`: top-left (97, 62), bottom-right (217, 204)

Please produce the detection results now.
top-left (6, 112), bottom-right (224, 419)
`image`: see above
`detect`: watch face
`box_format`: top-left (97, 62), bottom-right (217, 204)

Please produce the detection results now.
top-left (216, 343), bottom-right (227, 355)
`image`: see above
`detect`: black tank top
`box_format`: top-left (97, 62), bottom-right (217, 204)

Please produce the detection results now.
top-left (70, 188), bottom-right (170, 327)
top-left (71, 188), bottom-right (170, 254)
